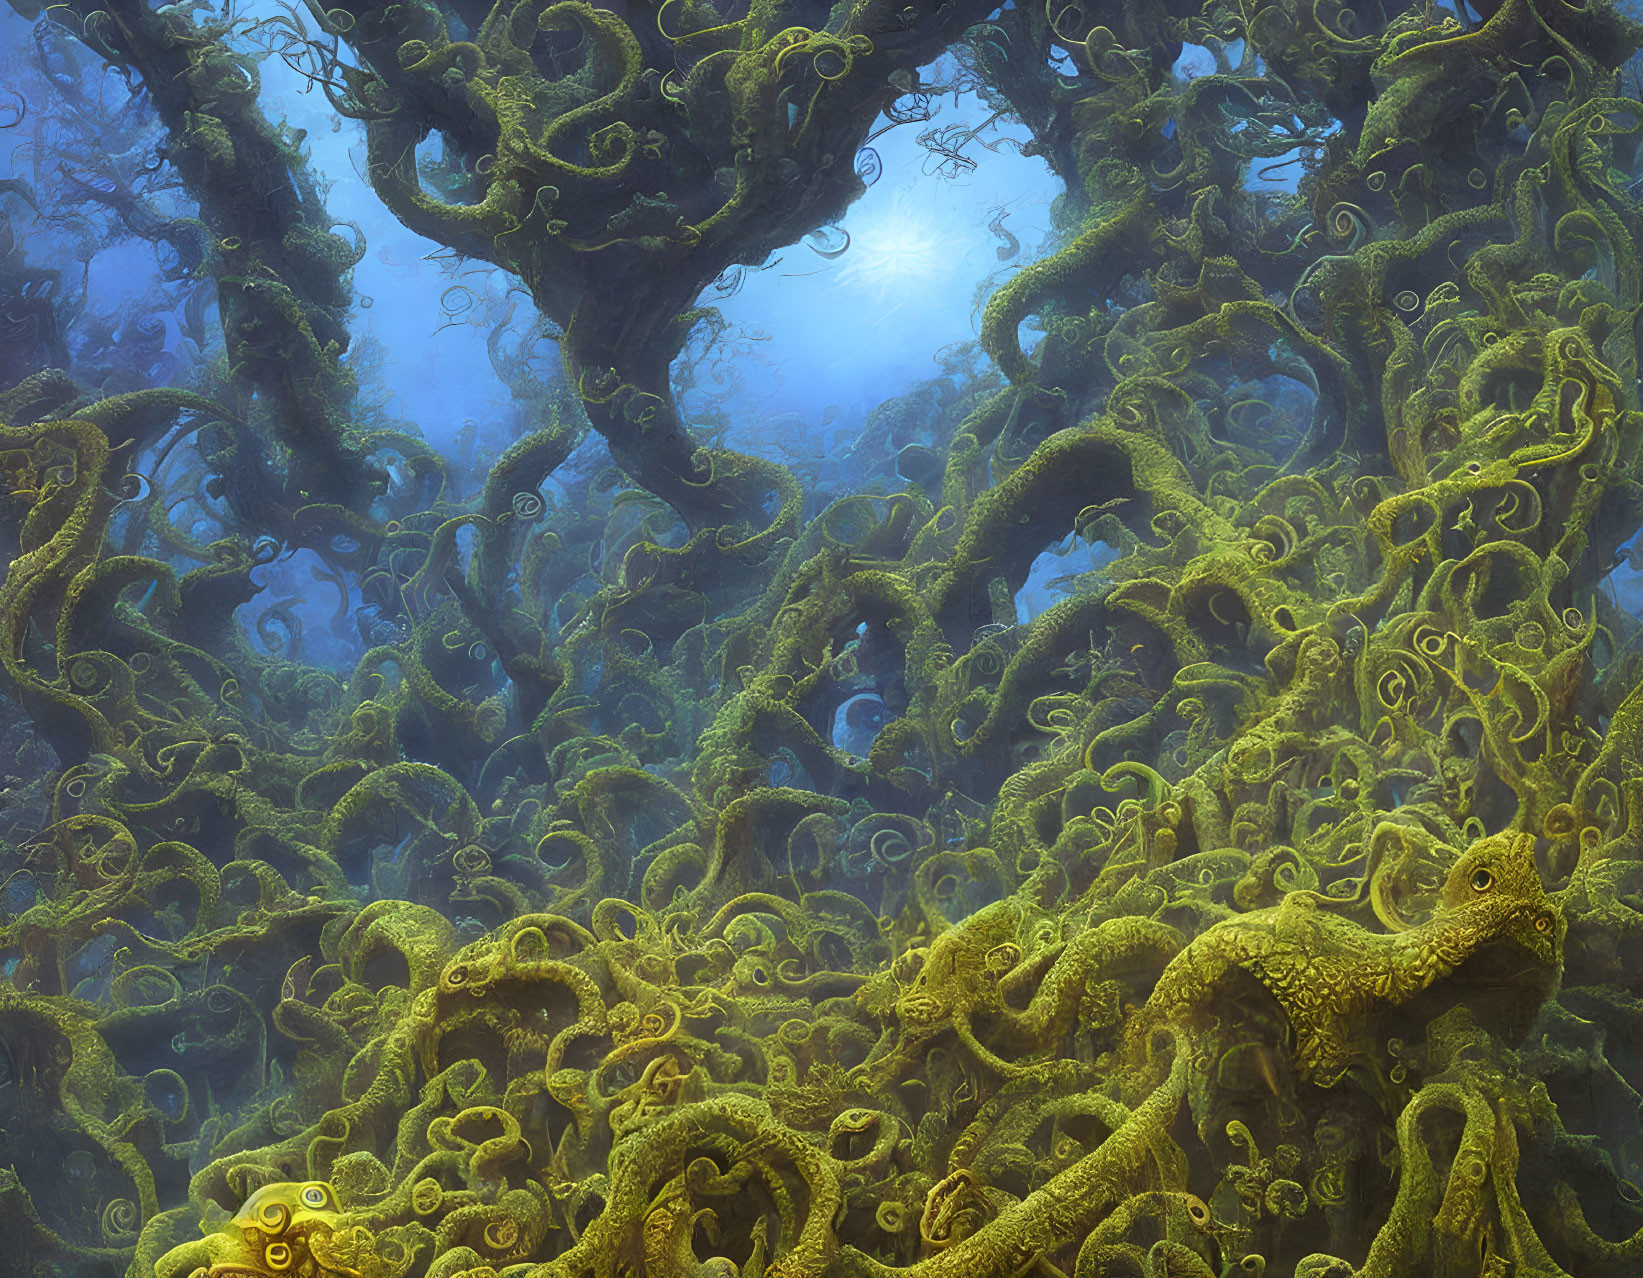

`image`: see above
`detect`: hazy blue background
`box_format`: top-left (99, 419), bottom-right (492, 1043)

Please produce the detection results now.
top-left (232, 5), bottom-right (1067, 455)
top-left (8, 1), bottom-right (1643, 628)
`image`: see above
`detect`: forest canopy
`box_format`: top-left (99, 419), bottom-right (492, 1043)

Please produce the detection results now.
top-left (3, 0), bottom-right (1643, 1273)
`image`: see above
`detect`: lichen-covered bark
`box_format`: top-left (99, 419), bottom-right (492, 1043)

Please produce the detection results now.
top-left (3, 0), bottom-right (1643, 1273)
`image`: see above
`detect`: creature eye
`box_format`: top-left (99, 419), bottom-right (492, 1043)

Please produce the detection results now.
top-left (300, 1185), bottom-right (328, 1209)
top-left (1470, 868), bottom-right (1494, 893)
top-left (1534, 915), bottom-right (1553, 934)
top-left (1186, 1198), bottom-right (1209, 1224)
